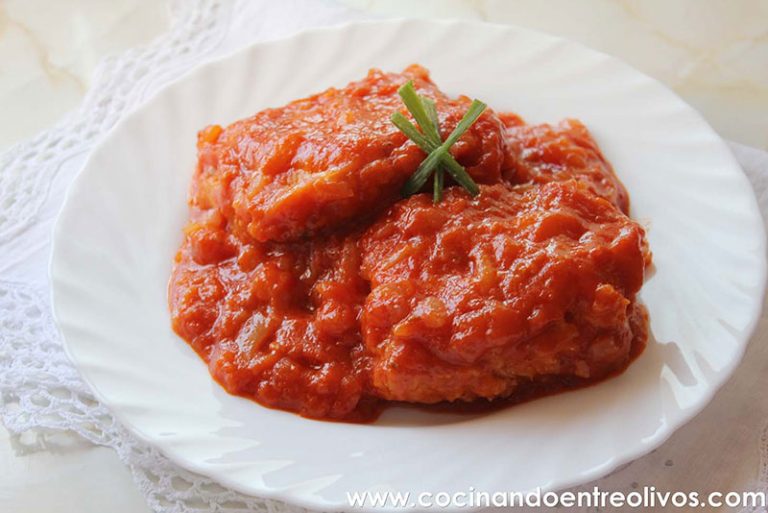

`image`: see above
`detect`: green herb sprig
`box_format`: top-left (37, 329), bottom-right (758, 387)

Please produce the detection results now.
top-left (392, 81), bottom-right (487, 203)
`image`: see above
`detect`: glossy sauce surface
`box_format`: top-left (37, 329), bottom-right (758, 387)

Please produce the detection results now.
top-left (170, 66), bottom-right (651, 421)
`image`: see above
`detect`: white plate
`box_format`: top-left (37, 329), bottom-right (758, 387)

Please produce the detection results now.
top-left (51, 19), bottom-right (766, 511)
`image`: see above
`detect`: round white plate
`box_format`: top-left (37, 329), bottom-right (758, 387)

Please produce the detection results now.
top-left (51, 19), bottom-right (766, 511)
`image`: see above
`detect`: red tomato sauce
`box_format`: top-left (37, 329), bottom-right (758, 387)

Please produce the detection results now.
top-left (169, 65), bottom-right (650, 422)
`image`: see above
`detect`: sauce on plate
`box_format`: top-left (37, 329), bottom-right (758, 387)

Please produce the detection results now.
top-left (169, 65), bottom-right (650, 422)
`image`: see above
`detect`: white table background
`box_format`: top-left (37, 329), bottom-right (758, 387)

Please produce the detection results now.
top-left (1, 1), bottom-right (766, 511)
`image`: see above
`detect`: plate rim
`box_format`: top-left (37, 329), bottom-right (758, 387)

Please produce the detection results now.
top-left (50, 17), bottom-right (768, 512)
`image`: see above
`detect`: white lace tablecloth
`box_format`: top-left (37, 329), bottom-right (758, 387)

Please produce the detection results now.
top-left (1, 1), bottom-right (766, 512)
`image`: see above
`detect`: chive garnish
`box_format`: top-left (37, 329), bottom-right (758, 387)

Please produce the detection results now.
top-left (392, 81), bottom-right (486, 202)
top-left (422, 98), bottom-right (441, 140)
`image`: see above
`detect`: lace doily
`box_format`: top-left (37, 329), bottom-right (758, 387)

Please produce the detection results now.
top-left (1, 1), bottom-right (766, 512)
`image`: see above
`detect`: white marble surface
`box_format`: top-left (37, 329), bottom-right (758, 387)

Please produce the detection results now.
top-left (1, 1), bottom-right (766, 512)
top-left (0, 0), bottom-right (169, 150)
